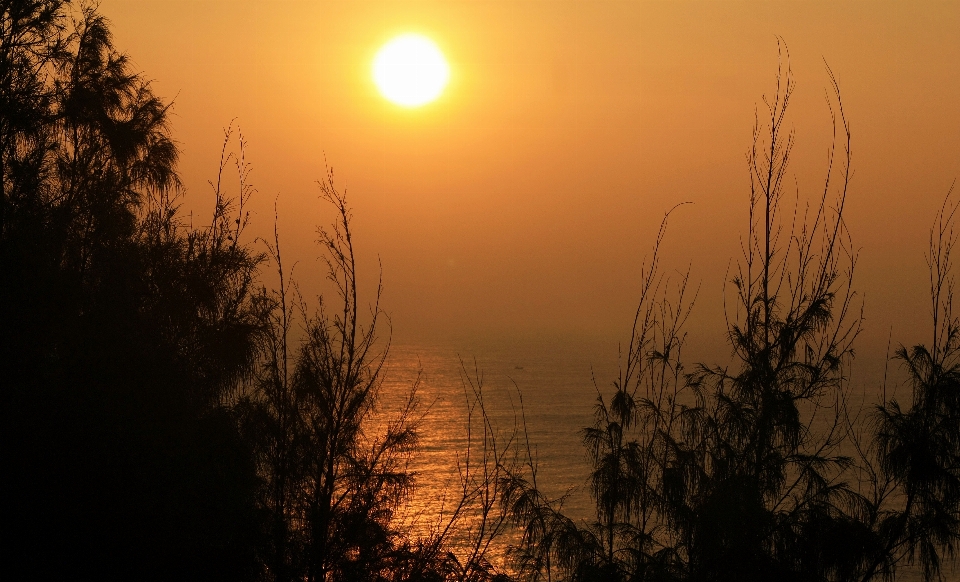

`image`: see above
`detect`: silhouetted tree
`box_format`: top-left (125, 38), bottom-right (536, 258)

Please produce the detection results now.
top-left (242, 174), bottom-right (426, 582)
top-left (241, 173), bottom-right (519, 582)
top-left (501, 47), bottom-right (880, 582)
top-left (502, 209), bottom-right (695, 582)
top-left (673, 55), bottom-right (864, 582)
top-left (867, 184), bottom-right (960, 582)
top-left (2, 3), bottom-right (264, 579)
top-left (1, 5), bottom-right (523, 579)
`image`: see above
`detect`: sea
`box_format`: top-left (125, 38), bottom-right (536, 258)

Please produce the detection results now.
top-left (378, 334), bottom-right (616, 501)
top-left (376, 333), bottom-right (941, 581)
top-left (376, 332), bottom-right (618, 568)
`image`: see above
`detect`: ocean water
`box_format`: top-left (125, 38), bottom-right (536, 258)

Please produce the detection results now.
top-left (376, 334), bottom-right (943, 580)
top-left (378, 333), bottom-right (621, 529)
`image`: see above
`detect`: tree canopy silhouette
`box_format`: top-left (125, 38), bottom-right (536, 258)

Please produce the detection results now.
top-left (2, 4), bottom-right (507, 580)
top-left (500, 48), bottom-right (960, 582)
top-left (2, 2), bottom-right (262, 578)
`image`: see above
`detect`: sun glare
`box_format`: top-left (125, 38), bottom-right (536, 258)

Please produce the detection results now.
top-left (373, 35), bottom-right (449, 107)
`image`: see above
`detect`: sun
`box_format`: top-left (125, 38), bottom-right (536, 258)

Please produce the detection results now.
top-left (372, 34), bottom-right (449, 107)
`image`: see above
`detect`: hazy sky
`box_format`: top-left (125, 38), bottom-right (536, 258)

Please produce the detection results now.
top-left (101, 1), bottom-right (960, 380)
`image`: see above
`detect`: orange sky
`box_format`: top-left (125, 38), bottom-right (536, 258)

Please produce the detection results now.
top-left (102, 0), bottom-right (960, 383)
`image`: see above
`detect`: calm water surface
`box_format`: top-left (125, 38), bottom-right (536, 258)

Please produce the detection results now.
top-left (377, 333), bottom-right (620, 563)
top-left (377, 334), bottom-right (941, 580)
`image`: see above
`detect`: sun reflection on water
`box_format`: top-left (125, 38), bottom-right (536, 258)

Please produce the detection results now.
top-left (373, 336), bottom-right (619, 569)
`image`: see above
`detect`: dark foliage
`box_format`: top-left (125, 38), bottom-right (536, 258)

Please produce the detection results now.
top-left (2, 4), bottom-right (509, 580)
top-left (2, 2), bottom-right (263, 579)
top-left (239, 175), bottom-right (515, 582)
top-left (866, 184), bottom-right (960, 582)
top-left (501, 47), bottom-right (960, 582)
top-left (238, 174), bottom-right (421, 581)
